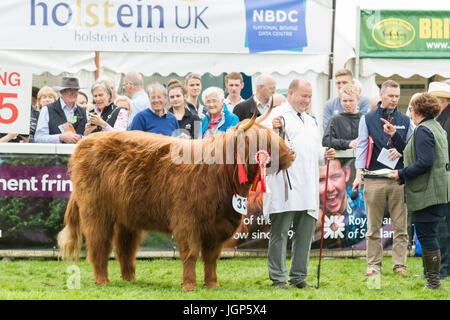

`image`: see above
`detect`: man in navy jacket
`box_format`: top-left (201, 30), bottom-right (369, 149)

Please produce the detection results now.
top-left (352, 80), bottom-right (414, 277)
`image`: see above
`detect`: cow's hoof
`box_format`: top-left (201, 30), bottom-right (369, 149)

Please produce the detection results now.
top-left (121, 275), bottom-right (136, 281)
top-left (205, 282), bottom-right (220, 289)
top-left (95, 278), bottom-right (110, 285)
top-left (182, 283), bottom-right (197, 292)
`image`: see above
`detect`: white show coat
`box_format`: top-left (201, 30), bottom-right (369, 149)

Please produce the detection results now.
top-left (260, 101), bottom-right (326, 221)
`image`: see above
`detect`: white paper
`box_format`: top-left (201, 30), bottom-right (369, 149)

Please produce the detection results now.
top-left (376, 148), bottom-right (399, 169)
top-left (232, 194), bottom-right (247, 215)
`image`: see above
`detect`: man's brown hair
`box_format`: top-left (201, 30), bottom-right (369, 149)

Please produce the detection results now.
top-left (225, 72), bottom-right (243, 84)
top-left (334, 68), bottom-right (353, 78)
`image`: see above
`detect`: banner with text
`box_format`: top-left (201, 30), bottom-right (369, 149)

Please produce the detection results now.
top-left (0, 68), bottom-right (32, 135)
top-left (0, 0), bottom-right (331, 54)
top-left (360, 9), bottom-right (450, 59)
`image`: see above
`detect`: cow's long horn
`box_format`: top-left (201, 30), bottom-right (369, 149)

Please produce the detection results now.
top-left (239, 101), bottom-right (258, 131)
top-left (256, 95), bottom-right (274, 124)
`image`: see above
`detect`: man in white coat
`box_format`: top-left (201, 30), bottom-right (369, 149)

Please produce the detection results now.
top-left (260, 79), bottom-right (335, 289)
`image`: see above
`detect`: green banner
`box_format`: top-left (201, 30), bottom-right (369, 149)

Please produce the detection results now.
top-left (360, 9), bottom-right (450, 58)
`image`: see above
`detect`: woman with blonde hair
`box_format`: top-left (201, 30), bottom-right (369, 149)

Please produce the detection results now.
top-left (185, 73), bottom-right (207, 118)
top-left (114, 95), bottom-right (132, 127)
top-left (36, 86), bottom-right (58, 110)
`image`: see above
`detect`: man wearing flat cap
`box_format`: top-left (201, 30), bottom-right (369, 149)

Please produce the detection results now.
top-left (428, 80), bottom-right (450, 281)
top-left (35, 77), bottom-right (89, 144)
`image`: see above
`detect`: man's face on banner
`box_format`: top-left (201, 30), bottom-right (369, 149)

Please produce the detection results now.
top-left (319, 160), bottom-right (350, 216)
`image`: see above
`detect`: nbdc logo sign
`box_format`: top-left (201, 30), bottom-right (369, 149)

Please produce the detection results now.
top-left (252, 10), bottom-right (299, 23)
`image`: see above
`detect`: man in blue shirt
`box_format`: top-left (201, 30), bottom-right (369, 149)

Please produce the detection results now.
top-left (123, 71), bottom-right (151, 125)
top-left (128, 83), bottom-right (178, 136)
top-left (323, 68), bottom-right (371, 132)
top-left (353, 80), bottom-right (415, 277)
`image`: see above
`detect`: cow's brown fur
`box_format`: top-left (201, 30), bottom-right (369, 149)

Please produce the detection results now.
top-left (58, 123), bottom-right (294, 291)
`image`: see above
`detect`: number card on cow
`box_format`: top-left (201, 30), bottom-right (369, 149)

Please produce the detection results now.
top-left (0, 67), bottom-right (32, 134)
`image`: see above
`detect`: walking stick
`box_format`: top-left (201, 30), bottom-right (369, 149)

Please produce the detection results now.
top-left (316, 123), bottom-right (333, 289)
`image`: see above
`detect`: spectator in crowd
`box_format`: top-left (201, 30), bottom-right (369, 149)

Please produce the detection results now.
top-left (260, 79), bottom-right (335, 289)
top-left (167, 79), bottom-right (201, 139)
top-left (322, 84), bottom-right (362, 150)
top-left (0, 133), bottom-right (23, 143)
top-left (31, 86), bottom-right (40, 109)
top-left (84, 80), bottom-right (128, 136)
top-left (233, 74), bottom-right (276, 122)
top-left (224, 72), bottom-right (245, 113)
top-left (428, 81), bottom-right (450, 281)
top-left (384, 93), bottom-right (449, 290)
top-left (123, 71), bottom-right (150, 124)
top-left (185, 73), bottom-right (207, 119)
top-left (272, 93), bottom-right (286, 107)
top-left (406, 93), bottom-right (422, 118)
top-left (370, 96), bottom-right (381, 111)
top-left (76, 91), bottom-right (88, 110)
top-left (314, 159), bottom-right (366, 249)
top-left (323, 68), bottom-right (371, 131)
top-left (429, 81), bottom-right (450, 159)
top-left (36, 86), bottom-right (58, 111)
top-left (35, 76), bottom-right (89, 144)
top-left (201, 87), bottom-right (239, 139)
top-left (102, 77), bottom-right (117, 102)
top-left (352, 80), bottom-right (414, 277)
top-left (115, 95), bottom-right (132, 116)
top-left (29, 86), bottom-right (58, 142)
top-left (114, 95), bottom-right (132, 127)
top-left (128, 83), bottom-right (179, 136)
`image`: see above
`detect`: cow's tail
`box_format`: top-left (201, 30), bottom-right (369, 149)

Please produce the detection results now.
top-left (57, 196), bottom-right (82, 262)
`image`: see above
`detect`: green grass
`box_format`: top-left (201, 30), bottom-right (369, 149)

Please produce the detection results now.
top-left (0, 256), bottom-right (448, 300)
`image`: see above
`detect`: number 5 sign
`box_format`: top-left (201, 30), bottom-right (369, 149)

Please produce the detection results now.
top-left (0, 67), bottom-right (32, 134)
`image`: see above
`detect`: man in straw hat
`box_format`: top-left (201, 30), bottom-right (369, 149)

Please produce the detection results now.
top-left (428, 80), bottom-right (450, 281)
top-left (35, 77), bottom-right (89, 144)
top-left (429, 81), bottom-right (450, 157)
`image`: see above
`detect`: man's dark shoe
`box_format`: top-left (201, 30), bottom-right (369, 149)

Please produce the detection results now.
top-left (294, 280), bottom-right (313, 289)
top-left (272, 282), bottom-right (288, 289)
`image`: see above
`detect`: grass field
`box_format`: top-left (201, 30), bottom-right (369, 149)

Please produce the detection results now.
top-left (0, 256), bottom-right (447, 300)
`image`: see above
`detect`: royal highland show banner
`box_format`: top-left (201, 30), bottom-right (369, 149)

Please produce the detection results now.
top-left (360, 9), bottom-right (450, 58)
top-left (0, 0), bottom-right (331, 54)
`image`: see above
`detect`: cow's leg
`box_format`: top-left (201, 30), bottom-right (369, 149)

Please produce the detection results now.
top-left (174, 233), bottom-right (199, 292)
top-left (202, 243), bottom-right (222, 289)
top-left (113, 224), bottom-right (143, 281)
top-left (84, 220), bottom-right (114, 285)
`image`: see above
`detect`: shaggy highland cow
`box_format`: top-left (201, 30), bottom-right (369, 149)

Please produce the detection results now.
top-left (58, 113), bottom-right (294, 291)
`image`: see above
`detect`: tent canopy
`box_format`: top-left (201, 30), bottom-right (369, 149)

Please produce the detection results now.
top-left (99, 52), bottom-right (330, 77)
